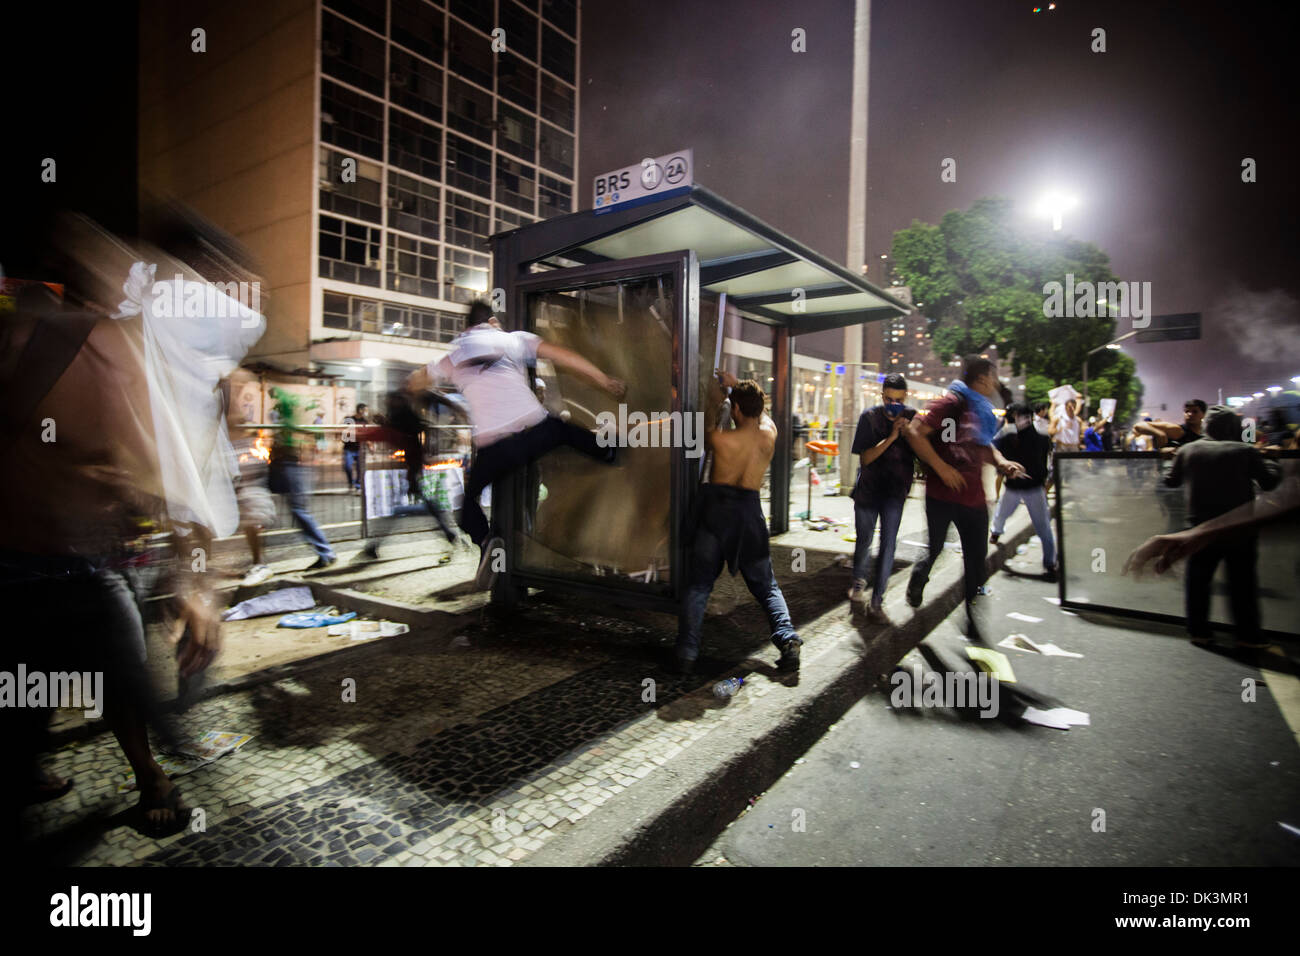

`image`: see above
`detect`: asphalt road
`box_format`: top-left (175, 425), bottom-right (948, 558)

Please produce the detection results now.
top-left (705, 559), bottom-right (1300, 866)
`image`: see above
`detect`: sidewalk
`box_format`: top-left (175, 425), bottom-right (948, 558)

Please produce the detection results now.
top-left (25, 496), bottom-right (1040, 866)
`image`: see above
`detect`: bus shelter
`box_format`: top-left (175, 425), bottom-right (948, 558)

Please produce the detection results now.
top-left (487, 184), bottom-right (910, 612)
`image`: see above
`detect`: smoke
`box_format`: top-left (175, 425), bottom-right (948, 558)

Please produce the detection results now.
top-left (1208, 285), bottom-right (1300, 358)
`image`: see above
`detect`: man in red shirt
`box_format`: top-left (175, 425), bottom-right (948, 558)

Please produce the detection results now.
top-left (903, 356), bottom-right (1025, 633)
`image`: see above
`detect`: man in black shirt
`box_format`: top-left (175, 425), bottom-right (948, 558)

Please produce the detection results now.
top-left (342, 403), bottom-right (369, 491)
top-left (847, 373), bottom-right (916, 622)
top-left (1165, 405), bottom-right (1282, 648)
top-left (1132, 398), bottom-right (1206, 450)
top-left (990, 403), bottom-right (1057, 579)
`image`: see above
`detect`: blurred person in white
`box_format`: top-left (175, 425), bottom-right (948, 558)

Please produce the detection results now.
top-left (0, 212), bottom-right (264, 848)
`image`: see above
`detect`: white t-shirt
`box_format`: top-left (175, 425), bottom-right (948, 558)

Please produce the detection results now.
top-left (430, 325), bottom-right (548, 446)
top-left (1056, 413), bottom-right (1080, 446)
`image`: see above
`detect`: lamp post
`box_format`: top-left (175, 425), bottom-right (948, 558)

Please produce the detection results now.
top-left (1083, 330), bottom-right (1138, 417)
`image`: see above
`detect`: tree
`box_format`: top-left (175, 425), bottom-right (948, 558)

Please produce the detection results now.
top-left (891, 198), bottom-right (1144, 421)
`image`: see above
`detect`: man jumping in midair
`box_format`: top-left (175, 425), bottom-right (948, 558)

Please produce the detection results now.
top-left (406, 300), bottom-right (626, 589)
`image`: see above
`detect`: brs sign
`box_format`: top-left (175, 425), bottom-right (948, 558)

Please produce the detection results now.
top-left (594, 171), bottom-right (631, 197)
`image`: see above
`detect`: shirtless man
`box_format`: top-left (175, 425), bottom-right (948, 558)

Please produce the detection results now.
top-left (675, 370), bottom-right (801, 675)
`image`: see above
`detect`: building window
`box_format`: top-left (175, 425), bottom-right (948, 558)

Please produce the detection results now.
top-left (386, 234), bottom-right (440, 298)
top-left (450, 0), bottom-right (493, 34)
top-left (496, 155), bottom-right (536, 214)
top-left (538, 124), bottom-right (572, 178)
top-left (542, 0), bottom-right (577, 38)
top-left (324, 0), bottom-right (386, 34)
top-left (445, 133), bottom-right (493, 198)
top-left (379, 304), bottom-right (464, 343)
top-left (322, 12), bottom-right (386, 97)
top-left (495, 206), bottom-right (536, 233)
top-left (321, 80), bottom-right (384, 160)
top-left (497, 52), bottom-right (537, 112)
top-left (447, 76), bottom-right (495, 145)
top-left (447, 19), bottom-right (494, 91)
top-left (388, 49), bottom-right (443, 124)
top-left (538, 172), bottom-right (571, 219)
top-left (323, 291), bottom-right (352, 330)
top-left (390, 0), bottom-right (444, 64)
top-left (387, 171), bottom-right (441, 240)
top-left (444, 247), bottom-right (490, 304)
top-left (541, 23), bottom-right (575, 84)
top-left (539, 72), bottom-right (574, 130)
top-left (319, 148), bottom-right (383, 223)
top-left (444, 189), bottom-right (491, 250)
top-left (496, 102), bottom-right (536, 163)
top-left (388, 108), bottom-right (442, 181)
top-left (319, 215), bottom-right (382, 286)
top-left (500, 2), bottom-right (538, 62)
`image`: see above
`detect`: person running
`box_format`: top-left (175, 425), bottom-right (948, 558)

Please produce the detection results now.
top-left (677, 371), bottom-right (802, 675)
top-left (224, 372), bottom-right (276, 586)
top-left (267, 388), bottom-right (337, 570)
top-left (359, 389), bottom-right (460, 561)
top-left (1161, 406), bottom-right (1281, 649)
top-left (847, 373), bottom-right (916, 622)
top-left (406, 300), bottom-right (626, 590)
top-left (903, 356), bottom-right (1026, 639)
top-left (989, 402), bottom-right (1058, 580)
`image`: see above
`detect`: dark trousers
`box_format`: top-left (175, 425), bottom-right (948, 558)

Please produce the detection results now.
top-left (461, 416), bottom-right (610, 546)
top-left (678, 527), bottom-right (798, 662)
top-left (909, 496), bottom-right (989, 603)
top-left (1185, 535), bottom-right (1261, 642)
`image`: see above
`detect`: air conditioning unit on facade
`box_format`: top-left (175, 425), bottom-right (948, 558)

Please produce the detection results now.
top-left (368, 258), bottom-right (382, 269)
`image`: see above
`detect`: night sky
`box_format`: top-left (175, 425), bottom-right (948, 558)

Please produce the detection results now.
top-left (580, 0), bottom-right (1300, 410)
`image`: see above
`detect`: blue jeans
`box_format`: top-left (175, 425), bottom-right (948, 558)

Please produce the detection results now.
top-left (343, 448), bottom-right (360, 489)
top-left (678, 527), bottom-right (799, 662)
top-left (991, 486), bottom-right (1057, 568)
top-left (283, 462), bottom-right (335, 560)
top-left (852, 495), bottom-right (906, 605)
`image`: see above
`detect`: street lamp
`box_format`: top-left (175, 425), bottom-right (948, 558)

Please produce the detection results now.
top-left (1035, 190), bottom-right (1079, 232)
top-left (1083, 330), bottom-right (1138, 417)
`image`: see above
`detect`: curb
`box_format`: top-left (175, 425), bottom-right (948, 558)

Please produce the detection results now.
top-left (522, 510), bottom-right (1039, 866)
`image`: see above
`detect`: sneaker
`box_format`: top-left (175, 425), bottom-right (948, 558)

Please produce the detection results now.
top-left (906, 581), bottom-right (924, 608)
top-left (239, 564), bottom-right (273, 587)
top-left (361, 543), bottom-right (380, 560)
top-left (1042, 565), bottom-right (1058, 583)
top-left (475, 536), bottom-right (505, 590)
top-left (777, 638), bottom-right (802, 671)
top-left (672, 654), bottom-right (696, 676)
top-left (847, 578), bottom-right (868, 603)
top-left (866, 604), bottom-right (892, 625)
top-left (989, 532), bottom-right (1001, 544)
top-left (307, 555), bottom-right (337, 571)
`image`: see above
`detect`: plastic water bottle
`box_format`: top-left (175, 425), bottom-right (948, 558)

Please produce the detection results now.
top-left (713, 677), bottom-right (745, 699)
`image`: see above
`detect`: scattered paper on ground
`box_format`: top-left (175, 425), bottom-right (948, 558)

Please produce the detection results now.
top-left (119, 731), bottom-right (253, 791)
top-left (1022, 707), bottom-right (1090, 730)
top-left (1043, 596), bottom-right (1061, 605)
top-left (1007, 611), bottom-right (1044, 623)
top-left (965, 647), bottom-right (1016, 683)
top-left (327, 620), bottom-right (410, 640)
top-left (998, 634), bottom-right (1084, 658)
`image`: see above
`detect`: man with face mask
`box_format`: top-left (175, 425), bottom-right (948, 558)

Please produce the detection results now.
top-left (989, 403), bottom-right (1058, 580)
top-left (847, 373), bottom-right (917, 621)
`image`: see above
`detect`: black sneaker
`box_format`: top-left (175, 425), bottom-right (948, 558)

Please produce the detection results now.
top-left (475, 536), bottom-right (505, 590)
top-left (361, 543), bottom-right (380, 560)
top-left (672, 654), bottom-right (696, 676)
top-left (906, 581), bottom-right (924, 608)
top-left (778, 638), bottom-right (802, 671)
top-left (307, 555), bottom-right (337, 571)
top-left (989, 532), bottom-right (1001, 545)
top-left (1042, 565), bottom-right (1058, 583)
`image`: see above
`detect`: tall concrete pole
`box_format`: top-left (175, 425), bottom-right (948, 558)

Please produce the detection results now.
top-left (840, 0), bottom-right (870, 495)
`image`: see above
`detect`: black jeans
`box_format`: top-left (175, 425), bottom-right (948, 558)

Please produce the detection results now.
top-left (461, 416), bottom-right (610, 546)
top-left (908, 496), bottom-right (989, 603)
top-left (1185, 534), bottom-right (1260, 642)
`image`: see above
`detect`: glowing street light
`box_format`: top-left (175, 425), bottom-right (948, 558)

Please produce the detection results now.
top-left (1266, 385), bottom-right (1282, 393)
top-left (1035, 191), bottom-right (1079, 231)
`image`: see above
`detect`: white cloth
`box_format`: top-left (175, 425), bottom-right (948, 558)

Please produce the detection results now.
top-left (1056, 414), bottom-right (1080, 446)
top-left (431, 325), bottom-right (547, 446)
top-left (1048, 383), bottom-right (1080, 408)
top-left (112, 261), bottom-right (266, 537)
